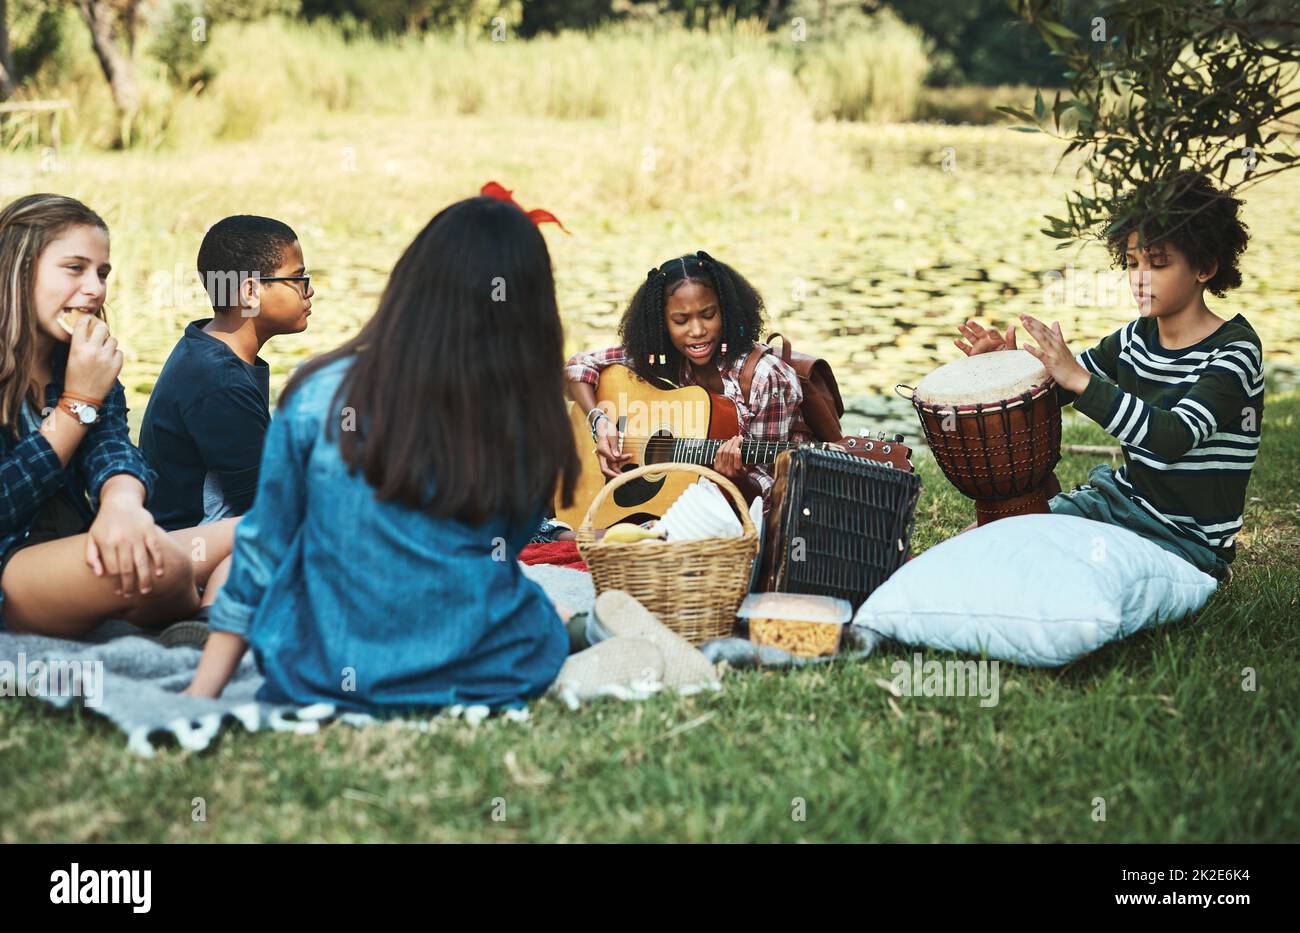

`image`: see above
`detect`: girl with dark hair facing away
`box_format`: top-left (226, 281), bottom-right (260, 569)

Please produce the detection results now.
top-left (565, 252), bottom-right (804, 504)
top-left (186, 195), bottom-right (581, 709)
top-left (0, 194), bottom-right (236, 639)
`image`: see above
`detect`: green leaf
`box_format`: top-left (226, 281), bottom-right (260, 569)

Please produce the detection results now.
top-left (996, 106), bottom-right (1037, 123)
top-left (1039, 18), bottom-right (1082, 40)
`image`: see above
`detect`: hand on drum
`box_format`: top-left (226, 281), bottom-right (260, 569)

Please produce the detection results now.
top-left (955, 319), bottom-right (1016, 356)
top-left (1018, 314), bottom-right (1091, 395)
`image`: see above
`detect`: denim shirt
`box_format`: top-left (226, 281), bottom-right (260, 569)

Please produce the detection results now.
top-left (208, 357), bottom-right (568, 713)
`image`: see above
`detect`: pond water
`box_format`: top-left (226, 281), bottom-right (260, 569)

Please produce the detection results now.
top-left (3, 120), bottom-right (1294, 444)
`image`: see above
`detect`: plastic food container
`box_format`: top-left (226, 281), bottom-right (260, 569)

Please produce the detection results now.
top-left (736, 593), bottom-right (854, 658)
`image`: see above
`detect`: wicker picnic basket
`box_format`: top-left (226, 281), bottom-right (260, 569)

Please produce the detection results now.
top-left (575, 463), bottom-right (759, 645)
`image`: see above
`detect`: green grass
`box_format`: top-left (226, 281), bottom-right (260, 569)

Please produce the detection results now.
top-left (3, 394), bottom-right (1296, 843)
top-left (2, 37), bottom-right (1297, 840)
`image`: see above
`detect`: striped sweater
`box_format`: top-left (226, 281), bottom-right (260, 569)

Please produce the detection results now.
top-left (1064, 313), bottom-right (1264, 560)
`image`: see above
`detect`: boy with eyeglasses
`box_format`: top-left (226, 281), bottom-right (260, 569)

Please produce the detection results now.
top-left (141, 215), bottom-right (313, 531)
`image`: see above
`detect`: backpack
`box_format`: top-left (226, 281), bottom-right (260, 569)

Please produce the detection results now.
top-left (738, 333), bottom-right (846, 443)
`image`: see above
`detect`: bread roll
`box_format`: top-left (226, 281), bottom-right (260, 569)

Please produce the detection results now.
top-left (57, 310), bottom-right (107, 336)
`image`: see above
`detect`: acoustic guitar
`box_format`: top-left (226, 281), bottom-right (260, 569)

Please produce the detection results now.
top-left (554, 364), bottom-right (913, 529)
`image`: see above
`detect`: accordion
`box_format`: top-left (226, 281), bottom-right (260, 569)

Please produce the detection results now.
top-left (759, 447), bottom-right (922, 608)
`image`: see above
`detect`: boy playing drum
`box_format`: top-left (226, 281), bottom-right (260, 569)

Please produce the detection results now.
top-left (955, 171), bottom-right (1262, 580)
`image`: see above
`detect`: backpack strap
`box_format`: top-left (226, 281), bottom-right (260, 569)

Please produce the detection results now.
top-left (738, 344), bottom-right (765, 404)
top-left (767, 331), bottom-right (794, 364)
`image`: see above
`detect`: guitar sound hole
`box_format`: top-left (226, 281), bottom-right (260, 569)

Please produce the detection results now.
top-left (642, 430), bottom-right (676, 466)
top-left (611, 430), bottom-right (675, 510)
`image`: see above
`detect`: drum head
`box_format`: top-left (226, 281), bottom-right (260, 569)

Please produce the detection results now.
top-left (914, 350), bottom-right (1050, 407)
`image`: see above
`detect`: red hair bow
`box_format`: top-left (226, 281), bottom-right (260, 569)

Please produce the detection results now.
top-left (480, 181), bottom-right (569, 233)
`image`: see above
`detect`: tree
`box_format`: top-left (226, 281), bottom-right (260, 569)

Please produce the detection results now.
top-left (299, 0), bottom-right (519, 35)
top-left (77, 0), bottom-right (140, 115)
top-left (1, 0), bottom-right (16, 101)
top-left (887, 0), bottom-right (1063, 86)
top-left (1005, 0), bottom-right (1300, 245)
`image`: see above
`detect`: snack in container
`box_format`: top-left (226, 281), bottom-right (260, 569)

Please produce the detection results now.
top-left (736, 592), bottom-right (853, 658)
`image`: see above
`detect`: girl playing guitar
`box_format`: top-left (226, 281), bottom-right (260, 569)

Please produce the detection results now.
top-left (565, 252), bottom-right (805, 505)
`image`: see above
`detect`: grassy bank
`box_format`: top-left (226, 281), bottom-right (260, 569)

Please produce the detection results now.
top-left (2, 392), bottom-right (1296, 843)
top-left (2, 13), bottom-right (946, 155)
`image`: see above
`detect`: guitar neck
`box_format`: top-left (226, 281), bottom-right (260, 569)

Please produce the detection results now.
top-left (665, 437), bottom-right (806, 466)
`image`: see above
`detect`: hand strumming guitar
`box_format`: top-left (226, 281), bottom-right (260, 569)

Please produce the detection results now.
top-left (592, 411), bottom-right (632, 479)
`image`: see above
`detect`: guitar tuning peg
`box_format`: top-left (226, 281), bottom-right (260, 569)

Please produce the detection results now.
top-left (877, 431), bottom-right (886, 441)
top-left (892, 433), bottom-right (905, 443)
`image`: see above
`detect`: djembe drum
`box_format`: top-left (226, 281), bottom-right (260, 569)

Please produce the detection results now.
top-left (902, 350), bottom-right (1062, 526)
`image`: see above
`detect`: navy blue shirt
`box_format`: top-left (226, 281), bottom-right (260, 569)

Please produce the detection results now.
top-left (140, 320), bottom-right (271, 531)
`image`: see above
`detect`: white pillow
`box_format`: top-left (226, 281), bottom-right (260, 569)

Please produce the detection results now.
top-left (853, 514), bottom-right (1218, 667)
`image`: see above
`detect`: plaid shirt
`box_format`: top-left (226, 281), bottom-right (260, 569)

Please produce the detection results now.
top-left (564, 344), bottom-right (805, 498)
top-left (0, 347), bottom-right (156, 566)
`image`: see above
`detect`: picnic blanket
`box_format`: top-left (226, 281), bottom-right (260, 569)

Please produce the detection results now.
top-left (2, 557), bottom-right (888, 757)
top-left (519, 540), bottom-right (588, 572)
top-left (0, 563), bottom-right (596, 757)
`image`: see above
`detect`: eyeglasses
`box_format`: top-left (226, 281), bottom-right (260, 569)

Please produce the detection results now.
top-left (260, 275), bottom-right (311, 297)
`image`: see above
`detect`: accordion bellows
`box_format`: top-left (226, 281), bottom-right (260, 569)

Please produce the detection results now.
top-left (761, 448), bottom-right (922, 609)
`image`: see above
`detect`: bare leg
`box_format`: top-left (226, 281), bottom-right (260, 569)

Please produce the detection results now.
top-left (200, 555), bottom-right (232, 608)
top-left (166, 518), bottom-right (237, 591)
top-left (2, 533), bottom-right (200, 639)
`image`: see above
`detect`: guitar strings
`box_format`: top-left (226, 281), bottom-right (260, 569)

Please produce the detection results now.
top-left (632, 434), bottom-right (801, 466)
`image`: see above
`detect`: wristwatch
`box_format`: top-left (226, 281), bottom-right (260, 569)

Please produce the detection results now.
top-left (60, 395), bottom-right (101, 426)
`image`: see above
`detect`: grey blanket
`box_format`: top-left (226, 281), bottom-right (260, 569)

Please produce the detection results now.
top-left (1, 562), bottom-right (881, 756)
top-left (0, 564), bottom-right (596, 757)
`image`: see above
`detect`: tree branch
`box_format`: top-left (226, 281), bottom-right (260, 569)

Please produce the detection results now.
top-left (0, 0), bottom-right (16, 101)
top-left (76, 0), bottom-right (139, 115)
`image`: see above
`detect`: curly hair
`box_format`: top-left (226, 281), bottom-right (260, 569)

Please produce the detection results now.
top-left (617, 251), bottom-right (766, 383)
top-left (1106, 171), bottom-right (1250, 298)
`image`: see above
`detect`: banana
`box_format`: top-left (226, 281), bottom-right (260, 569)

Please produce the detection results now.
top-left (602, 522), bottom-right (665, 544)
